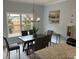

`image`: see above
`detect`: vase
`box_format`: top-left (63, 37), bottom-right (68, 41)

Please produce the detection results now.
top-left (33, 33), bottom-right (37, 37)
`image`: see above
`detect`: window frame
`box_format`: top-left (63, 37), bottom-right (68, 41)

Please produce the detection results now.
top-left (7, 12), bottom-right (33, 37)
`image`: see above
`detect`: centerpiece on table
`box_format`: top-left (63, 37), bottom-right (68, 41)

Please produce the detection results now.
top-left (33, 26), bottom-right (39, 37)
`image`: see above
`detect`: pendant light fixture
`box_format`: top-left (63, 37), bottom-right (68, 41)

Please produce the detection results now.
top-left (31, 0), bottom-right (40, 22)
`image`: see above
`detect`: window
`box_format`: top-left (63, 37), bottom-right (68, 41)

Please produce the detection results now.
top-left (21, 14), bottom-right (33, 31)
top-left (7, 13), bottom-right (33, 37)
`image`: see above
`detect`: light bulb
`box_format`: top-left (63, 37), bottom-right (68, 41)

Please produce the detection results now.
top-left (37, 17), bottom-right (40, 21)
top-left (31, 17), bottom-right (33, 21)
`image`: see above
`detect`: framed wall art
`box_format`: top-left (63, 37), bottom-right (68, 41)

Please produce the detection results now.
top-left (49, 10), bottom-right (60, 23)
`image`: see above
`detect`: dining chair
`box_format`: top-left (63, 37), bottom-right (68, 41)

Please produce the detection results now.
top-left (29, 30), bottom-right (34, 35)
top-left (27, 35), bottom-right (49, 55)
top-left (21, 30), bottom-right (34, 36)
top-left (21, 30), bottom-right (34, 51)
top-left (21, 31), bottom-right (28, 36)
top-left (3, 37), bottom-right (20, 59)
top-left (47, 30), bottom-right (53, 46)
top-left (21, 30), bottom-right (28, 51)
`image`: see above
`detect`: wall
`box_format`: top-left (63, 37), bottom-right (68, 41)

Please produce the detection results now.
top-left (43, 0), bottom-right (76, 38)
top-left (3, 0), bottom-right (76, 39)
top-left (3, 0), bottom-right (44, 37)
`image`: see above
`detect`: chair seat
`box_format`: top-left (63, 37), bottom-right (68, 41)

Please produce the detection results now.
top-left (9, 43), bottom-right (20, 51)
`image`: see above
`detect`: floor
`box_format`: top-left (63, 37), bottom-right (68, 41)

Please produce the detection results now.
top-left (3, 44), bottom-right (30, 59)
top-left (3, 36), bottom-right (66, 59)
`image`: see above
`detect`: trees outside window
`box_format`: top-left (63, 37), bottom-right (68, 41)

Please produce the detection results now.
top-left (7, 13), bottom-right (33, 37)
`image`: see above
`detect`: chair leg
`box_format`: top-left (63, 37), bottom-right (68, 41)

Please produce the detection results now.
top-left (19, 49), bottom-right (20, 59)
top-left (50, 41), bottom-right (51, 46)
top-left (7, 50), bottom-right (8, 57)
top-left (6, 50), bottom-right (8, 59)
top-left (8, 52), bottom-right (10, 59)
top-left (16, 49), bottom-right (17, 53)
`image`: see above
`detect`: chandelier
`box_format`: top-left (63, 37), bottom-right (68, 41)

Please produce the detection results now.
top-left (30, 0), bottom-right (40, 22)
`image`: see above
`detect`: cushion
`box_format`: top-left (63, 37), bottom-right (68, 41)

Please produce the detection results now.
top-left (66, 38), bottom-right (76, 47)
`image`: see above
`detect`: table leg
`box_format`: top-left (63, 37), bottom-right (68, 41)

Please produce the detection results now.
top-left (26, 42), bottom-right (29, 55)
top-left (26, 49), bottom-right (29, 55)
top-left (23, 42), bottom-right (26, 51)
top-left (23, 42), bottom-right (29, 55)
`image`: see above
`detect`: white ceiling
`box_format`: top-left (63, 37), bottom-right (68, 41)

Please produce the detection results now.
top-left (8, 0), bottom-right (67, 5)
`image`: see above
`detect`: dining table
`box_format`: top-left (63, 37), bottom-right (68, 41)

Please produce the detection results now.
top-left (18, 34), bottom-right (46, 55)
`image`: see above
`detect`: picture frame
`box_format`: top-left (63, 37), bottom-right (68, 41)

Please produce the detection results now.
top-left (49, 10), bottom-right (60, 23)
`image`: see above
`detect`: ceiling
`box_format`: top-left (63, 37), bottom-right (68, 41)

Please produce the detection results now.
top-left (8, 0), bottom-right (67, 5)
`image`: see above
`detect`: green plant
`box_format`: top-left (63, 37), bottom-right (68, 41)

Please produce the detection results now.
top-left (33, 26), bottom-right (39, 33)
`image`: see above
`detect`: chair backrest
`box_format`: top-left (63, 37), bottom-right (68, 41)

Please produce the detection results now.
top-left (29, 30), bottom-right (34, 35)
top-left (47, 30), bottom-right (53, 42)
top-left (34, 36), bottom-right (48, 51)
top-left (3, 37), bottom-right (9, 51)
top-left (21, 30), bottom-right (34, 36)
top-left (47, 30), bottom-right (53, 35)
top-left (21, 31), bottom-right (28, 36)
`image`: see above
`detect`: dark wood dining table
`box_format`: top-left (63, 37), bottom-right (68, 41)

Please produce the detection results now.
top-left (18, 34), bottom-right (46, 55)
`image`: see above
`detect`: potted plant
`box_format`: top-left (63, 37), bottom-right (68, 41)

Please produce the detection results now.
top-left (33, 26), bottom-right (39, 37)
